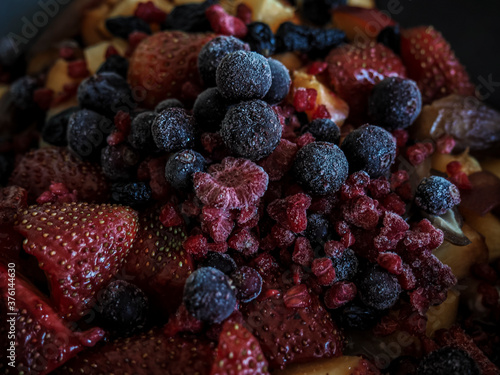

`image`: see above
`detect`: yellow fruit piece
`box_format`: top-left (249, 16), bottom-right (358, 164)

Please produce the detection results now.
top-left (431, 149), bottom-right (482, 176)
top-left (274, 356), bottom-right (366, 375)
top-left (480, 157), bottom-right (500, 179)
top-left (290, 70), bottom-right (350, 126)
top-left (45, 59), bottom-right (82, 96)
top-left (459, 209), bottom-right (500, 261)
top-left (84, 39), bottom-right (128, 74)
top-left (347, 0), bottom-right (375, 8)
top-left (434, 224), bottom-right (488, 280)
top-left (272, 52), bottom-right (304, 72)
top-left (426, 289), bottom-right (459, 337)
top-left (27, 48), bottom-right (61, 75)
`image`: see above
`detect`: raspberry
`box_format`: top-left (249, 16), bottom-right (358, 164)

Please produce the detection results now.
top-left (206, 4), bottom-right (248, 38)
top-left (406, 142), bottom-right (434, 166)
top-left (292, 237), bottom-right (314, 267)
top-left (207, 242), bottom-right (229, 254)
top-left (67, 59), bottom-right (90, 79)
top-left (270, 224), bottom-right (295, 248)
top-left (403, 219), bottom-right (444, 253)
top-left (236, 3), bottom-right (252, 24)
top-left (312, 258), bottom-right (336, 286)
top-left (391, 170), bottom-right (409, 190)
top-left (392, 129), bottom-right (409, 148)
top-left (307, 61), bottom-right (328, 75)
top-left (294, 132), bottom-right (316, 148)
top-left (202, 206), bottom-right (234, 243)
top-left (159, 203), bottom-right (184, 228)
top-left (377, 252), bottom-right (403, 275)
top-left (374, 211), bottom-right (409, 252)
top-left (368, 177), bottom-right (391, 199)
top-left (293, 88), bottom-right (317, 112)
top-left (283, 284), bottom-right (312, 308)
top-left (183, 234), bottom-right (209, 259)
top-left (340, 171), bottom-right (370, 200)
top-left (324, 282), bottom-right (357, 309)
top-left (398, 265), bottom-right (417, 290)
top-left (236, 205), bottom-right (259, 226)
top-left (342, 195), bottom-right (380, 230)
top-left (59, 46), bottom-right (76, 60)
top-left (324, 241), bottom-right (345, 259)
top-left (250, 253), bottom-right (279, 278)
top-left (36, 182), bottom-right (78, 205)
top-left (373, 316), bottom-right (399, 336)
top-left (258, 139), bottom-right (298, 182)
top-left (267, 193), bottom-right (311, 233)
top-left (193, 157), bottom-right (269, 210)
top-left (311, 105), bottom-right (331, 120)
top-left (436, 134), bottom-right (456, 154)
top-left (134, 1), bottom-right (167, 24)
top-left (228, 228), bottom-right (259, 256)
top-left (382, 193), bottom-right (406, 215)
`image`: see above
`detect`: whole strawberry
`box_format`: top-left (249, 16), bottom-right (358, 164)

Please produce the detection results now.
top-left (128, 31), bottom-right (215, 108)
top-left (400, 26), bottom-right (475, 104)
top-left (326, 41), bottom-right (406, 124)
top-left (14, 202), bottom-right (139, 320)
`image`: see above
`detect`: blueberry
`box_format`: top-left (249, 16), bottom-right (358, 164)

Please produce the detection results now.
top-left (183, 267), bottom-right (236, 324)
top-left (42, 106), bottom-right (79, 147)
top-left (263, 58), bottom-right (291, 105)
top-left (154, 98), bottom-right (184, 113)
top-left (340, 125), bottom-right (396, 178)
top-left (152, 108), bottom-right (196, 152)
top-left (339, 301), bottom-right (381, 330)
top-left (305, 213), bottom-right (333, 246)
top-left (417, 347), bottom-right (480, 375)
top-left (358, 265), bottom-right (401, 310)
top-left (128, 111), bottom-right (157, 152)
top-left (231, 266), bottom-right (263, 303)
top-left (275, 22), bottom-right (345, 56)
top-left (111, 182), bottom-right (153, 208)
top-left (3, 76), bottom-right (44, 132)
top-left (220, 99), bottom-right (281, 161)
top-left (96, 55), bottom-right (129, 78)
top-left (165, 149), bottom-right (206, 191)
top-left (105, 16), bottom-right (151, 39)
top-left (377, 25), bottom-right (401, 55)
top-left (193, 88), bottom-right (228, 132)
top-left (244, 22), bottom-right (276, 56)
top-left (9, 76), bottom-right (39, 111)
top-left (163, 0), bottom-right (214, 33)
top-left (293, 141), bottom-right (349, 195)
top-left (368, 77), bottom-right (422, 131)
top-left (97, 280), bottom-right (148, 336)
top-left (101, 143), bottom-right (141, 181)
top-left (198, 36), bottom-right (250, 87)
top-left (216, 51), bottom-right (272, 101)
top-left (67, 109), bottom-right (113, 161)
top-left (301, 0), bottom-right (346, 26)
top-left (77, 72), bottom-right (134, 118)
top-left (302, 118), bottom-right (340, 145)
top-left (199, 252), bottom-right (237, 275)
top-left (415, 176), bottom-right (461, 216)
top-left (332, 248), bottom-right (359, 282)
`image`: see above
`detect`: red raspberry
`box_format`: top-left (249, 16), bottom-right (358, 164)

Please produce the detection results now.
top-left (312, 258), bottom-right (336, 286)
top-left (292, 237), bottom-right (314, 267)
top-left (324, 282), bottom-right (357, 309)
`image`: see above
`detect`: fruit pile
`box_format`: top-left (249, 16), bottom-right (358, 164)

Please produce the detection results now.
top-left (0, 0), bottom-right (499, 374)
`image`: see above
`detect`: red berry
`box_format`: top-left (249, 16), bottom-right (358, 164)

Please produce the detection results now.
top-left (324, 281), bottom-right (357, 309)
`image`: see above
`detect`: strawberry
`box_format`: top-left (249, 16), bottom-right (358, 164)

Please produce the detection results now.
top-left (123, 205), bottom-right (193, 314)
top-left (400, 26), bottom-right (475, 104)
top-left (128, 31), bottom-right (215, 108)
top-left (211, 320), bottom-right (270, 375)
top-left (13, 202), bottom-right (139, 320)
top-left (9, 147), bottom-right (109, 203)
top-left (0, 185), bottom-right (27, 224)
top-left (239, 265), bottom-right (343, 370)
top-left (0, 263), bottom-right (105, 375)
top-left (54, 330), bottom-right (216, 374)
top-left (326, 41), bottom-right (406, 124)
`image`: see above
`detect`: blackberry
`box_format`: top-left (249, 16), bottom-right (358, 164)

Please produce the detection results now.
top-left (111, 182), bottom-right (153, 208)
top-left (67, 109), bottom-right (114, 162)
top-left (244, 22), bottom-right (276, 56)
top-left (339, 301), bottom-right (381, 330)
top-left (263, 58), bottom-right (291, 105)
top-left (368, 77), bottom-right (422, 131)
top-left (331, 248), bottom-right (358, 281)
top-left (293, 142), bottom-right (349, 195)
top-left (193, 88), bottom-right (228, 132)
top-left (417, 347), bottom-right (480, 375)
top-left (231, 266), bottom-right (263, 303)
top-left (340, 125), bottom-right (396, 178)
top-left (101, 143), bottom-right (141, 181)
top-left (275, 22), bottom-right (345, 56)
top-left (216, 51), bottom-right (272, 101)
top-left (302, 118), bottom-right (340, 145)
top-left (96, 55), bottom-right (129, 78)
top-left (97, 280), bottom-right (149, 336)
top-left (220, 99), bottom-right (281, 161)
top-left (199, 252), bottom-right (237, 275)
top-left (155, 98), bottom-right (184, 113)
top-left (165, 149), bottom-right (206, 191)
top-left (105, 16), bottom-right (151, 39)
top-left (198, 36), bottom-right (250, 87)
top-left (42, 106), bottom-right (79, 147)
top-left (305, 213), bottom-right (333, 246)
top-left (183, 267), bottom-right (236, 324)
top-left (77, 72), bottom-right (134, 118)
top-left (163, 0), bottom-right (214, 33)
top-left (301, 0), bottom-right (347, 26)
top-left (358, 265), bottom-right (401, 310)
top-left (128, 111), bottom-right (157, 152)
top-left (152, 108), bottom-right (196, 152)
top-left (377, 25), bottom-right (401, 55)
top-left (415, 176), bottom-right (461, 215)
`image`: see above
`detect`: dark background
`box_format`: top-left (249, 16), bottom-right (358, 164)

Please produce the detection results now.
top-left (375, 0), bottom-right (500, 109)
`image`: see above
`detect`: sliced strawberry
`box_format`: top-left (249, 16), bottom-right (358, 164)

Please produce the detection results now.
top-left (128, 31), bottom-right (215, 108)
top-left (400, 26), bottom-right (475, 104)
top-left (0, 264), bottom-right (104, 375)
top-left (54, 330), bottom-right (216, 375)
top-left (13, 202), bottom-right (139, 320)
top-left (9, 147), bottom-right (109, 203)
top-left (240, 267), bottom-right (343, 370)
top-left (326, 41), bottom-right (406, 124)
top-left (123, 205), bottom-right (193, 314)
top-left (211, 320), bottom-right (269, 375)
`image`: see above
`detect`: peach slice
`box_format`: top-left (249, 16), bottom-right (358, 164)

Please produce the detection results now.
top-left (426, 289), bottom-right (460, 337)
top-left (45, 58), bottom-right (83, 97)
top-left (459, 209), bottom-right (500, 261)
top-left (332, 6), bottom-right (395, 42)
top-left (274, 356), bottom-right (374, 375)
top-left (431, 149), bottom-right (482, 176)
